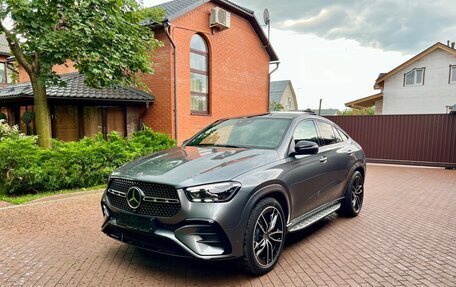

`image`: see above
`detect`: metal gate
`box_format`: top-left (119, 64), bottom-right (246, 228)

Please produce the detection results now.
top-left (326, 114), bottom-right (456, 168)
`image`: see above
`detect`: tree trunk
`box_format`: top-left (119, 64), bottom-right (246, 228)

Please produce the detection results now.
top-left (31, 76), bottom-right (52, 148)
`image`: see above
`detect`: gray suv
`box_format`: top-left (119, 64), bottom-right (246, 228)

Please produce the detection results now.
top-left (101, 112), bottom-right (366, 275)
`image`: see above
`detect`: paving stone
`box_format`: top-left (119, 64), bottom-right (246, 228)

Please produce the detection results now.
top-left (0, 164), bottom-right (455, 286)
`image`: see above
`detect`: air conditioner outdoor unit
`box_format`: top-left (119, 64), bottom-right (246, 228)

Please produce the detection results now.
top-left (210, 7), bottom-right (231, 29)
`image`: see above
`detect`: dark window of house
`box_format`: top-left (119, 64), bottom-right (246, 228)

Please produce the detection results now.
top-left (293, 120), bottom-right (319, 144)
top-left (316, 121), bottom-right (338, 146)
top-left (0, 62), bottom-right (14, 84)
top-left (0, 63), bottom-right (6, 84)
top-left (190, 34), bottom-right (209, 113)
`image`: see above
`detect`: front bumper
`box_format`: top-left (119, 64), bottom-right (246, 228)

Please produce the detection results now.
top-left (101, 188), bottom-right (249, 260)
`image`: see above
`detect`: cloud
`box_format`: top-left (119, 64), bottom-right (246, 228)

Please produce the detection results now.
top-left (234, 0), bottom-right (456, 53)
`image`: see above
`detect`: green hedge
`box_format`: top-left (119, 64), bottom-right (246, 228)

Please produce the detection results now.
top-left (0, 126), bottom-right (175, 194)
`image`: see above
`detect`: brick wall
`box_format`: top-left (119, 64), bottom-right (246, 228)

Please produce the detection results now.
top-left (143, 2), bottom-right (270, 142)
top-left (18, 60), bottom-right (77, 82)
top-left (140, 32), bottom-right (174, 136)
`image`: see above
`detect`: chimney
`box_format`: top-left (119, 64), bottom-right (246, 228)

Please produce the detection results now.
top-left (452, 42), bottom-right (455, 49)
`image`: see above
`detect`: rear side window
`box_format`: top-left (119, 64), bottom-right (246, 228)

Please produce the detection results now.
top-left (332, 127), bottom-right (343, 143)
top-left (316, 121), bottom-right (339, 146)
top-left (293, 121), bottom-right (319, 144)
top-left (336, 128), bottom-right (349, 141)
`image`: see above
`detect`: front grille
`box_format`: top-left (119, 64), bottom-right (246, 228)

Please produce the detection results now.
top-left (106, 178), bottom-right (181, 217)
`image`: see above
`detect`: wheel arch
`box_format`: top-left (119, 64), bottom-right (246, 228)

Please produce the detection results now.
top-left (354, 163), bottom-right (365, 179)
top-left (342, 161), bottom-right (366, 197)
top-left (244, 183), bottom-right (291, 224)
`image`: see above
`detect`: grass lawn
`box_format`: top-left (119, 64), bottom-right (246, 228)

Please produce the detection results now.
top-left (0, 185), bottom-right (106, 205)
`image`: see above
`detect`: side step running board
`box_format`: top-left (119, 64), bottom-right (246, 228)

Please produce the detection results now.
top-left (288, 203), bottom-right (341, 233)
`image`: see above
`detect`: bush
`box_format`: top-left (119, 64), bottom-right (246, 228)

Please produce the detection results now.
top-left (0, 126), bottom-right (175, 194)
top-left (0, 120), bottom-right (24, 141)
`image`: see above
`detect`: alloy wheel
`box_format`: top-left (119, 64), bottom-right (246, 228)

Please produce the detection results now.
top-left (351, 175), bottom-right (364, 213)
top-left (252, 206), bottom-right (284, 268)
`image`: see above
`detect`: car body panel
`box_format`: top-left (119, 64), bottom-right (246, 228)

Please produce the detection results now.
top-left (112, 146), bottom-right (280, 188)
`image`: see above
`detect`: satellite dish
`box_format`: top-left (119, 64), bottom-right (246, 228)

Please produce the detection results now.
top-left (263, 8), bottom-right (270, 25)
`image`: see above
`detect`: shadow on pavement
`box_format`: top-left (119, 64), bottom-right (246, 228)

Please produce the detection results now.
top-left (117, 214), bottom-right (339, 279)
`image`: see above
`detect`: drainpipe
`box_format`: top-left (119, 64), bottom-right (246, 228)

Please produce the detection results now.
top-left (164, 21), bottom-right (178, 142)
top-left (268, 61), bottom-right (280, 111)
top-left (139, 102), bottom-right (150, 129)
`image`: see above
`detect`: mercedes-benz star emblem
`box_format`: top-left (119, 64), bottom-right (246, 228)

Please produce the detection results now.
top-left (127, 186), bottom-right (143, 209)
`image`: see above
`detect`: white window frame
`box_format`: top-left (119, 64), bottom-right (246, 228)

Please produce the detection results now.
top-left (404, 68), bottom-right (425, 86)
top-left (449, 65), bottom-right (456, 84)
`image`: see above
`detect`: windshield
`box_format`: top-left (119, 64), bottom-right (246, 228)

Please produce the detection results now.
top-left (186, 117), bottom-right (291, 149)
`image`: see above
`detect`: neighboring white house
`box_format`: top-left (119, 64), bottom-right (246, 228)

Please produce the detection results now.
top-left (346, 42), bottom-right (456, 114)
top-left (270, 80), bottom-right (298, 111)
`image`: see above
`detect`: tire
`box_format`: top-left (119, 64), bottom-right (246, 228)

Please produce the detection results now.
top-left (241, 198), bottom-right (286, 275)
top-left (338, 171), bottom-right (364, 217)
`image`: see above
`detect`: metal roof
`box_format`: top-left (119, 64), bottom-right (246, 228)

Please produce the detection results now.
top-left (270, 80), bottom-right (290, 103)
top-left (0, 73), bottom-right (154, 103)
top-left (269, 80), bottom-right (298, 108)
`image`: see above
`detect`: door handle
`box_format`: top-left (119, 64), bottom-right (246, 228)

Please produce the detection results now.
top-left (346, 150), bottom-right (353, 156)
top-left (319, 156), bottom-right (328, 163)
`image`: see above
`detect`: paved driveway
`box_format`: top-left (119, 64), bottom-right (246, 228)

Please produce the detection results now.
top-left (1, 164), bottom-right (455, 287)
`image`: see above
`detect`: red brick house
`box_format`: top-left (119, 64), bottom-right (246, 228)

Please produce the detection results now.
top-left (0, 0), bottom-right (278, 142)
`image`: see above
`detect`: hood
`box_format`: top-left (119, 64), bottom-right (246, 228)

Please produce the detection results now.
top-left (111, 146), bottom-right (280, 188)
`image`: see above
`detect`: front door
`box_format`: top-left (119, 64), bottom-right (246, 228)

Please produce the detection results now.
top-left (314, 121), bottom-right (350, 206)
top-left (288, 120), bottom-right (329, 218)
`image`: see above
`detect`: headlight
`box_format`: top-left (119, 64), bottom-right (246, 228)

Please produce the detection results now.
top-left (185, 182), bottom-right (241, 203)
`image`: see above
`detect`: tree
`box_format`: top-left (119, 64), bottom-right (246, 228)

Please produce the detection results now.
top-left (337, 107), bottom-right (375, 116)
top-left (269, 100), bottom-right (284, 111)
top-left (0, 0), bottom-right (163, 148)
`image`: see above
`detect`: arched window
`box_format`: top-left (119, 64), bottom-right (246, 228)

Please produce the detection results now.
top-left (190, 34), bottom-right (209, 113)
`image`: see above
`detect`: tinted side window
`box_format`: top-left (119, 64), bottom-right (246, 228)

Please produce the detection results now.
top-left (336, 128), bottom-right (349, 141)
top-left (293, 121), bottom-right (319, 144)
top-left (332, 127), bottom-right (343, 143)
top-left (316, 121), bottom-right (338, 146)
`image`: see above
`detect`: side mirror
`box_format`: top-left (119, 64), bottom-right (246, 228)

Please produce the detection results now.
top-left (294, 140), bottom-right (319, 155)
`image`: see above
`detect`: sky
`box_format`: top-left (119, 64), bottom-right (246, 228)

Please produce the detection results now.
top-left (144, 0), bottom-right (455, 110)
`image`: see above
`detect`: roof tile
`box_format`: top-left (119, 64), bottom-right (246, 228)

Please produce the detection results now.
top-left (0, 73), bottom-right (154, 102)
